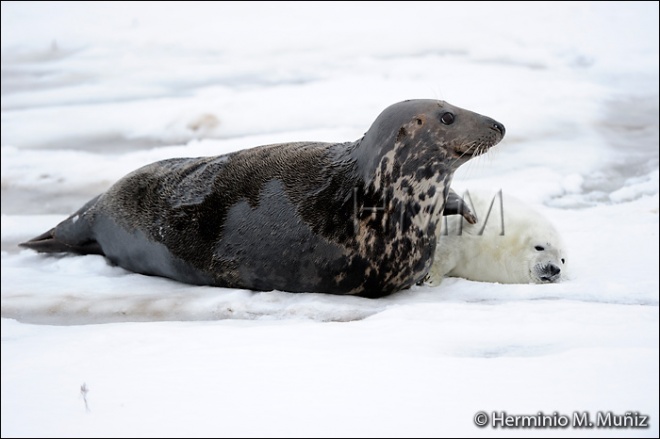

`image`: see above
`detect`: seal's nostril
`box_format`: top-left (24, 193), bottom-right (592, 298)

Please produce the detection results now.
top-left (548, 264), bottom-right (561, 276)
top-left (492, 122), bottom-right (505, 137)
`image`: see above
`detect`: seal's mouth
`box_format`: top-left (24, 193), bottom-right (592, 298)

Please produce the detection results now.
top-left (460, 143), bottom-right (488, 158)
top-left (455, 140), bottom-right (495, 159)
top-left (539, 274), bottom-right (560, 283)
top-left (454, 122), bottom-right (505, 159)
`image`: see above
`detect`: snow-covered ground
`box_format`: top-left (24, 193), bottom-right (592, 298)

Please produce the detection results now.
top-left (2, 2), bottom-right (658, 437)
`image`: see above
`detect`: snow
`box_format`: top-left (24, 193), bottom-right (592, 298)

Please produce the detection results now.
top-left (1, 1), bottom-right (658, 437)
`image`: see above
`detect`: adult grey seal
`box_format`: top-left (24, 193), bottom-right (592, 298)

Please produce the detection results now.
top-left (20, 99), bottom-right (505, 298)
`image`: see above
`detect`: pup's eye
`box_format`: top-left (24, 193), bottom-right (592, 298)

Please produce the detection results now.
top-left (440, 112), bottom-right (455, 125)
top-left (561, 258), bottom-right (565, 264)
top-left (535, 246), bottom-right (545, 251)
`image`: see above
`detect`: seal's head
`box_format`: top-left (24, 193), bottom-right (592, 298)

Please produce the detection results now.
top-left (492, 204), bottom-right (567, 284)
top-left (482, 200), bottom-right (567, 284)
top-left (352, 99), bottom-right (505, 184)
top-left (529, 240), bottom-right (566, 283)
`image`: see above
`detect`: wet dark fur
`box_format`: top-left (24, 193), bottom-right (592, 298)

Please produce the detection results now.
top-left (21, 99), bottom-right (504, 297)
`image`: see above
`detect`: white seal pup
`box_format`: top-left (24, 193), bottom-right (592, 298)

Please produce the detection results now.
top-left (427, 190), bottom-right (566, 285)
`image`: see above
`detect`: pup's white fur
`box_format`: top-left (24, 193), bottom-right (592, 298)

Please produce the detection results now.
top-left (427, 190), bottom-right (566, 284)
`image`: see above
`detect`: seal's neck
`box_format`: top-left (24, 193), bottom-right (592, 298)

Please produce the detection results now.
top-left (335, 136), bottom-right (453, 236)
top-left (347, 131), bottom-right (389, 186)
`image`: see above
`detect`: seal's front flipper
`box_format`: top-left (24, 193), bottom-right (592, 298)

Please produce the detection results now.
top-left (443, 189), bottom-right (477, 224)
top-left (422, 270), bottom-right (444, 286)
top-left (19, 195), bottom-right (104, 256)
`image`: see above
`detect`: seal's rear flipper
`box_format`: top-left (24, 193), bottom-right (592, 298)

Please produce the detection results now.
top-left (19, 229), bottom-right (103, 255)
top-left (443, 189), bottom-right (477, 224)
top-left (19, 228), bottom-right (59, 252)
top-left (18, 194), bottom-right (104, 255)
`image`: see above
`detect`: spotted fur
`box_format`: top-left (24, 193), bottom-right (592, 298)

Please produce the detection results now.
top-left (20, 100), bottom-right (504, 297)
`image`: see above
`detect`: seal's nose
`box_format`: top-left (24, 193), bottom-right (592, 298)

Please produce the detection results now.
top-left (548, 264), bottom-right (561, 276)
top-left (492, 121), bottom-right (505, 137)
top-left (540, 264), bottom-right (561, 282)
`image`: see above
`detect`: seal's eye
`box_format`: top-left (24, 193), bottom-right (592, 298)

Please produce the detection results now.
top-left (561, 258), bottom-right (565, 264)
top-left (440, 112), bottom-right (455, 125)
top-left (535, 246), bottom-right (545, 251)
